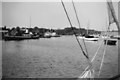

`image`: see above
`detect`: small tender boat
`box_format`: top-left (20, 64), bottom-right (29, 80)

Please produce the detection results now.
top-left (104, 39), bottom-right (117, 45)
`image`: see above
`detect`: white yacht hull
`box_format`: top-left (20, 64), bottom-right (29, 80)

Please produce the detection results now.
top-left (78, 36), bottom-right (99, 41)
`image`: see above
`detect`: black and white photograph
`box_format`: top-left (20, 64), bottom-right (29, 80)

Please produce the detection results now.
top-left (0, 0), bottom-right (120, 79)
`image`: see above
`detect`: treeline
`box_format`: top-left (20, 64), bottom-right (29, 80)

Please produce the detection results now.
top-left (55, 27), bottom-right (101, 35)
top-left (1, 26), bottom-right (101, 36)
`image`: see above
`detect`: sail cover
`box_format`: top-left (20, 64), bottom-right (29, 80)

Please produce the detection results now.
top-left (107, 1), bottom-right (115, 25)
top-left (107, 0), bottom-right (120, 30)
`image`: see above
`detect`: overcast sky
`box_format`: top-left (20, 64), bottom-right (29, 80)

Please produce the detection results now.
top-left (1, 1), bottom-right (119, 31)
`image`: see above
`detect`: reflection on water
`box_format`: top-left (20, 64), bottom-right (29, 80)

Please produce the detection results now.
top-left (2, 36), bottom-right (118, 78)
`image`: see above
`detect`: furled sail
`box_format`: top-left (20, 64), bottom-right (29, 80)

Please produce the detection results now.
top-left (107, 0), bottom-right (120, 31)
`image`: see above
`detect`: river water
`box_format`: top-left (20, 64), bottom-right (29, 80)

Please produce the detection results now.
top-left (1, 36), bottom-right (119, 78)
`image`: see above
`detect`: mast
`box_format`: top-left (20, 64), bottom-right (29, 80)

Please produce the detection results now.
top-left (87, 20), bottom-right (90, 35)
top-left (118, 2), bottom-right (120, 80)
top-left (30, 16), bottom-right (31, 28)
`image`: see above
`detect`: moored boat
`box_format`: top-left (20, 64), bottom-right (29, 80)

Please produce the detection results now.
top-left (78, 35), bottom-right (99, 41)
top-left (104, 38), bottom-right (117, 45)
top-left (3, 35), bottom-right (39, 41)
top-left (110, 35), bottom-right (120, 40)
top-left (84, 37), bottom-right (99, 41)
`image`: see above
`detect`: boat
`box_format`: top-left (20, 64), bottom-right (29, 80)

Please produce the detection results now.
top-left (51, 32), bottom-right (61, 37)
top-left (84, 34), bottom-right (99, 41)
top-left (80, 21), bottom-right (99, 41)
top-left (78, 35), bottom-right (99, 41)
top-left (3, 34), bottom-right (39, 41)
top-left (110, 35), bottom-right (120, 40)
top-left (61, 0), bottom-right (120, 78)
top-left (78, 34), bottom-right (99, 41)
top-left (44, 32), bottom-right (52, 38)
top-left (84, 37), bottom-right (99, 41)
top-left (104, 38), bottom-right (117, 45)
top-left (102, 35), bottom-right (118, 45)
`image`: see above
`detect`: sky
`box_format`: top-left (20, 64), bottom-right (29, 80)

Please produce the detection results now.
top-left (1, 0), bottom-right (119, 31)
top-left (0, 2), bottom-right (1, 27)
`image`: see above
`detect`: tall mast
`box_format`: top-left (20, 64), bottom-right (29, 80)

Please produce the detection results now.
top-left (30, 16), bottom-right (31, 28)
top-left (118, 2), bottom-right (120, 80)
top-left (87, 20), bottom-right (90, 34)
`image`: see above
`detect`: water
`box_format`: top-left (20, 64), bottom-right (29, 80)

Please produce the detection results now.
top-left (2, 36), bottom-right (118, 78)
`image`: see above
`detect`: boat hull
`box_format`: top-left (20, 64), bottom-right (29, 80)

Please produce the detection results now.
top-left (3, 35), bottom-right (39, 41)
top-left (78, 36), bottom-right (99, 41)
top-left (84, 38), bottom-right (99, 41)
top-left (110, 36), bottom-right (120, 40)
top-left (104, 39), bottom-right (117, 45)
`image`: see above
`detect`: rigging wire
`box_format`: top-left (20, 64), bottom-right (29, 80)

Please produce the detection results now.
top-left (71, 0), bottom-right (105, 78)
top-left (61, 0), bottom-right (89, 59)
top-left (98, 0), bottom-right (118, 77)
top-left (98, 23), bottom-right (110, 78)
top-left (71, 0), bottom-right (89, 58)
top-left (98, 43), bottom-right (107, 77)
top-left (71, 0), bottom-right (96, 78)
top-left (79, 40), bottom-right (104, 77)
top-left (81, 18), bottom-right (108, 77)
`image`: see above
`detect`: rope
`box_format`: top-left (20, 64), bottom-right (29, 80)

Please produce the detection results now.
top-left (91, 41), bottom-right (104, 62)
top-left (71, 0), bottom-right (89, 58)
top-left (98, 42), bottom-right (107, 77)
top-left (79, 40), bottom-right (104, 77)
top-left (61, 0), bottom-right (89, 60)
top-left (98, 23), bottom-right (111, 77)
top-left (79, 18), bottom-right (111, 78)
top-left (71, 0), bottom-right (104, 77)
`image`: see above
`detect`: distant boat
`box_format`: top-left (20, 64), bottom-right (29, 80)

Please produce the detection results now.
top-left (110, 35), bottom-right (120, 40)
top-left (79, 35), bottom-right (99, 41)
top-left (101, 35), bottom-right (118, 45)
top-left (3, 35), bottom-right (39, 41)
top-left (44, 32), bottom-right (60, 38)
top-left (79, 21), bottom-right (99, 41)
top-left (104, 38), bottom-right (117, 45)
top-left (84, 37), bottom-right (99, 41)
top-left (51, 32), bottom-right (61, 37)
top-left (44, 32), bottom-right (52, 38)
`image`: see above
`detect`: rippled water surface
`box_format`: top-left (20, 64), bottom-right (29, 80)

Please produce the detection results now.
top-left (2, 36), bottom-right (118, 78)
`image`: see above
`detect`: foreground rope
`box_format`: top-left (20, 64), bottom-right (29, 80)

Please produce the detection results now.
top-left (71, 0), bottom-right (89, 57)
top-left (61, 0), bottom-right (89, 60)
top-left (78, 40), bottom-right (103, 78)
top-left (98, 43), bottom-right (107, 77)
top-left (79, 68), bottom-right (95, 78)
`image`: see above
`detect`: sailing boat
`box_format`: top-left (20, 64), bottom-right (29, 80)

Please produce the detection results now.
top-left (61, 0), bottom-right (119, 79)
top-left (79, 21), bottom-right (99, 41)
top-left (79, 0), bottom-right (119, 78)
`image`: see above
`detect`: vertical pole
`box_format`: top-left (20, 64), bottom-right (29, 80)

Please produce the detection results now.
top-left (118, 1), bottom-right (120, 80)
top-left (87, 20), bottom-right (89, 35)
top-left (29, 16), bottom-right (31, 28)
